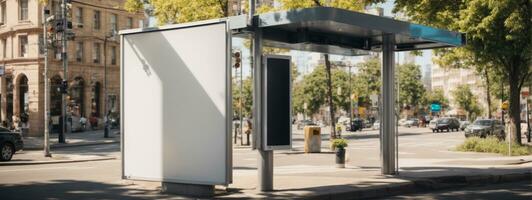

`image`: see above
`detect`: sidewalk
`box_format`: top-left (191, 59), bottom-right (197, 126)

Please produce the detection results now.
top-left (126, 158), bottom-right (531, 199)
top-left (22, 129), bottom-right (121, 150)
top-left (0, 150), bottom-right (116, 166)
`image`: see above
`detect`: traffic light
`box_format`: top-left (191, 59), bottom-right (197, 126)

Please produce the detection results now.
top-left (233, 51), bottom-right (241, 68)
top-left (60, 80), bottom-right (68, 94)
top-left (53, 19), bottom-right (72, 32)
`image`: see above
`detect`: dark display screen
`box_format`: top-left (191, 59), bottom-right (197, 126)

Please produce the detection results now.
top-left (265, 57), bottom-right (291, 147)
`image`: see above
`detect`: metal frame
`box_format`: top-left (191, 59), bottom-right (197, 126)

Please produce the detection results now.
top-left (119, 18), bottom-right (233, 185)
top-left (262, 55), bottom-right (292, 151)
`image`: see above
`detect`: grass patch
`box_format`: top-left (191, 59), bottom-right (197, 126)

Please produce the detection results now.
top-left (456, 137), bottom-right (532, 156)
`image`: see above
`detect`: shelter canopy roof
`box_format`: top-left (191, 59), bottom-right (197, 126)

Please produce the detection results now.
top-left (232, 7), bottom-right (465, 56)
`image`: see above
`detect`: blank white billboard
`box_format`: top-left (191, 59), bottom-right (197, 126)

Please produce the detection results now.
top-left (120, 21), bottom-right (231, 185)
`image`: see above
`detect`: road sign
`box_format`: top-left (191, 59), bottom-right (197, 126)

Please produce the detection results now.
top-left (522, 87), bottom-right (529, 97)
top-left (431, 103), bottom-right (441, 112)
top-left (502, 101), bottom-right (509, 110)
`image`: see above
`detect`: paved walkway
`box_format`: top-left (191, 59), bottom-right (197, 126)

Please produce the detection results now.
top-left (22, 129), bottom-right (120, 150)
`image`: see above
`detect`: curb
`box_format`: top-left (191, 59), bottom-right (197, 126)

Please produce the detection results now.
top-left (23, 141), bottom-right (120, 150)
top-left (249, 172), bottom-right (532, 200)
top-left (351, 172), bottom-right (531, 199)
top-left (0, 157), bottom-right (116, 166)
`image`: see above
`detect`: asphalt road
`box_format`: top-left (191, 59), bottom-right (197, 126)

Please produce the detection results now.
top-left (0, 127), bottom-right (529, 199)
top-left (385, 181), bottom-right (532, 200)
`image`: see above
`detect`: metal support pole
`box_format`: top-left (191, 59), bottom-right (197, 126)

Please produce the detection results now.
top-left (59, 0), bottom-right (67, 143)
top-left (252, 27), bottom-right (273, 191)
top-left (42, 5), bottom-right (51, 157)
top-left (240, 65), bottom-right (243, 145)
top-left (104, 36), bottom-right (109, 138)
top-left (527, 87), bottom-right (530, 142)
top-left (381, 34), bottom-right (396, 175)
top-left (349, 65), bottom-right (353, 125)
top-left (248, 0), bottom-right (255, 26)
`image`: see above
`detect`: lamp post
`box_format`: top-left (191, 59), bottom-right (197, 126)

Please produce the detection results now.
top-left (103, 31), bottom-right (115, 138)
top-left (42, 5), bottom-right (52, 157)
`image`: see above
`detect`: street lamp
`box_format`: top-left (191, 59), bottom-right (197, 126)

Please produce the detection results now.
top-left (104, 31), bottom-right (116, 138)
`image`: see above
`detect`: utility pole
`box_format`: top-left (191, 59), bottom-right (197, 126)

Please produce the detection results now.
top-left (59, 0), bottom-right (68, 143)
top-left (501, 81), bottom-right (505, 125)
top-left (349, 65), bottom-right (353, 124)
top-left (104, 33), bottom-right (113, 138)
top-left (42, 5), bottom-right (51, 157)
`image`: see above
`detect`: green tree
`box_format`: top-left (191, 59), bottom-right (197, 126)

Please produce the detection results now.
top-left (394, 0), bottom-right (531, 143)
top-left (232, 77), bottom-right (253, 118)
top-left (352, 57), bottom-right (381, 104)
top-left (452, 85), bottom-right (482, 121)
top-left (126, 0), bottom-right (228, 24)
top-left (292, 65), bottom-right (350, 120)
top-left (397, 63), bottom-right (426, 115)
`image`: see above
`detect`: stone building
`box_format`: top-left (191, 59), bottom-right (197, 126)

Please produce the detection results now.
top-left (0, 0), bottom-right (144, 136)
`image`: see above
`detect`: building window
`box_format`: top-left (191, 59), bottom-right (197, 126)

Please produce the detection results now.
top-left (111, 46), bottom-right (117, 65)
top-left (1, 38), bottom-right (6, 58)
top-left (76, 7), bottom-right (84, 28)
top-left (76, 42), bottom-right (84, 62)
top-left (93, 43), bottom-right (100, 63)
top-left (93, 10), bottom-right (100, 30)
top-left (19, 35), bottom-right (28, 57)
top-left (19, 0), bottom-right (28, 21)
top-left (1, 1), bottom-right (6, 25)
top-left (110, 14), bottom-right (118, 32)
top-left (126, 17), bottom-right (133, 29)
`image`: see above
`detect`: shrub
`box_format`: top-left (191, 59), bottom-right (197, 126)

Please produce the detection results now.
top-left (332, 138), bottom-right (348, 149)
top-left (456, 137), bottom-right (532, 156)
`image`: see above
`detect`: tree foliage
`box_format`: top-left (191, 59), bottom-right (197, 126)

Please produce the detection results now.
top-left (125, 0), bottom-right (228, 24)
top-left (292, 66), bottom-right (350, 118)
top-left (394, 0), bottom-right (531, 144)
top-left (397, 63), bottom-right (426, 113)
top-left (352, 57), bottom-right (381, 105)
top-left (452, 85), bottom-right (482, 121)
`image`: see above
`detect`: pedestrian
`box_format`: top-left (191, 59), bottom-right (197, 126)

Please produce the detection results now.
top-left (80, 116), bottom-right (87, 131)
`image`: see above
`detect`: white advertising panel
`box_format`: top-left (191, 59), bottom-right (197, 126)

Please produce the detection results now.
top-left (121, 21), bottom-right (231, 185)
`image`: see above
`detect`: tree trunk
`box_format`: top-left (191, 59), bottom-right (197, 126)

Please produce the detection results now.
top-left (324, 54), bottom-right (336, 139)
top-left (484, 68), bottom-right (492, 119)
top-left (508, 71), bottom-right (522, 144)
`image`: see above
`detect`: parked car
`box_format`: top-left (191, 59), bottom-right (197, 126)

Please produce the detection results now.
top-left (364, 120), bottom-right (373, 128)
top-left (398, 118), bottom-right (408, 126)
top-left (347, 119), bottom-right (364, 132)
top-left (297, 119), bottom-right (317, 130)
top-left (430, 117), bottom-right (460, 132)
top-left (460, 121), bottom-right (471, 131)
top-left (0, 127), bottom-right (24, 161)
top-left (372, 120), bottom-right (380, 130)
top-left (404, 119), bottom-right (419, 128)
top-left (464, 119), bottom-right (505, 139)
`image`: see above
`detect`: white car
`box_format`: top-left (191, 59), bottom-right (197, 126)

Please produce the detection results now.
top-left (398, 118), bottom-right (408, 126)
top-left (373, 120), bottom-right (380, 130)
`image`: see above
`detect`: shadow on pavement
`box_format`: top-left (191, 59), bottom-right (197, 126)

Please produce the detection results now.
top-left (0, 180), bottom-right (176, 200)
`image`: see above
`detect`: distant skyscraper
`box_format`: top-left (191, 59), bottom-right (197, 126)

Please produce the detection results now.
top-left (422, 64), bottom-right (432, 91)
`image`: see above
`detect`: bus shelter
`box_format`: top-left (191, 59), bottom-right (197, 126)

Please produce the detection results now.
top-left (120, 6), bottom-right (464, 196)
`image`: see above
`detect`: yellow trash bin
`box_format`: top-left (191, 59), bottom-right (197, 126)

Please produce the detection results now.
top-left (304, 126), bottom-right (321, 153)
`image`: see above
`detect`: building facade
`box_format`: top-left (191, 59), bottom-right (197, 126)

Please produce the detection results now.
top-left (0, 0), bottom-right (143, 136)
top-left (431, 64), bottom-right (488, 118)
